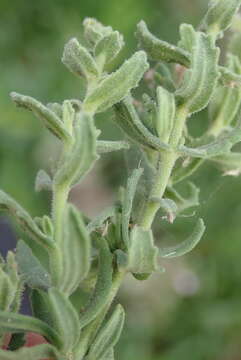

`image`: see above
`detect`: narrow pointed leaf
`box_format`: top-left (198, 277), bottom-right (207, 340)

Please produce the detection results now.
top-left (10, 92), bottom-right (71, 142)
top-left (47, 287), bottom-right (80, 351)
top-left (97, 140), bottom-right (129, 154)
top-left (176, 30), bottom-right (219, 114)
top-left (156, 86), bottom-right (176, 142)
top-left (0, 344), bottom-right (60, 360)
top-left (0, 190), bottom-right (54, 249)
top-left (122, 168), bottom-right (143, 246)
top-left (79, 236), bottom-right (113, 329)
top-left (159, 218), bottom-right (205, 258)
top-left (87, 304), bottom-right (125, 360)
top-left (0, 311), bottom-right (61, 348)
top-left (113, 96), bottom-right (170, 150)
top-left (16, 240), bottom-right (51, 290)
top-left (60, 205), bottom-right (91, 295)
top-left (84, 51), bottom-right (149, 113)
top-left (128, 226), bottom-right (159, 274)
top-left (136, 21), bottom-right (190, 67)
top-left (62, 38), bottom-right (99, 79)
top-left (55, 112), bottom-right (98, 187)
top-left (179, 128), bottom-right (241, 158)
top-left (178, 24), bottom-right (196, 53)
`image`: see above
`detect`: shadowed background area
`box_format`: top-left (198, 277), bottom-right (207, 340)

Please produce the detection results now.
top-left (1, 0), bottom-right (241, 359)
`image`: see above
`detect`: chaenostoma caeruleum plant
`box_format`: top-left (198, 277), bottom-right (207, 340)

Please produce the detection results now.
top-left (1, 0), bottom-right (241, 359)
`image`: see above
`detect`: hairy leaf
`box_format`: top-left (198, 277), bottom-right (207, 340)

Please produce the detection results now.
top-left (159, 218), bottom-right (205, 258)
top-left (84, 51), bottom-right (149, 113)
top-left (95, 31), bottom-right (124, 67)
top-left (136, 21), bottom-right (190, 67)
top-left (10, 92), bottom-right (71, 142)
top-left (97, 140), bottom-right (129, 154)
top-left (156, 86), bottom-right (176, 142)
top-left (87, 304), bottom-right (125, 360)
top-left (35, 170), bottom-right (52, 192)
top-left (176, 29), bottom-right (219, 114)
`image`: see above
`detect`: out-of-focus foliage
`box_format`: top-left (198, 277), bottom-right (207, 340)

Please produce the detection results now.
top-left (3, 0), bottom-right (241, 359)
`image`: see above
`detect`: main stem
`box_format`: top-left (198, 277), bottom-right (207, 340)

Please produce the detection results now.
top-left (139, 105), bottom-right (188, 230)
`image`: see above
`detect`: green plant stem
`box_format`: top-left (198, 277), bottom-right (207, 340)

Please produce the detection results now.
top-left (139, 105), bottom-right (188, 230)
top-left (50, 183), bottom-right (70, 287)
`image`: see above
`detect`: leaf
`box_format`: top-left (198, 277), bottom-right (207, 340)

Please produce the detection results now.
top-left (156, 86), bottom-right (176, 142)
top-left (87, 206), bottom-right (116, 233)
top-left (62, 38), bottom-right (99, 79)
top-left (10, 92), bottom-right (72, 142)
top-left (97, 140), bottom-right (129, 154)
top-left (100, 348), bottom-right (115, 360)
top-left (179, 128), bottom-right (241, 158)
top-left (84, 51), bottom-right (149, 113)
top-left (87, 304), bottom-right (125, 360)
top-left (122, 168), bottom-right (143, 247)
top-left (136, 21), bottom-right (190, 67)
top-left (171, 158), bottom-right (204, 184)
top-left (178, 24), bottom-right (196, 53)
top-left (35, 169), bottom-right (52, 192)
top-left (157, 198), bottom-right (178, 223)
top-left (128, 226), bottom-right (159, 275)
top-left (202, 0), bottom-right (241, 35)
top-left (94, 31), bottom-right (124, 67)
top-left (0, 311), bottom-right (61, 349)
top-left (83, 18), bottom-right (113, 47)
top-left (209, 151), bottom-right (241, 175)
top-left (176, 29), bottom-right (220, 114)
top-left (79, 236), bottom-right (113, 329)
top-left (0, 267), bottom-right (16, 311)
top-left (60, 205), bottom-right (91, 295)
top-left (30, 289), bottom-right (53, 328)
top-left (159, 218), bottom-right (205, 258)
top-left (16, 240), bottom-right (51, 290)
top-left (54, 112), bottom-right (98, 187)
top-left (165, 183), bottom-right (200, 214)
top-left (113, 96), bottom-right (170, 151)
top-left (0, 344), bottom-right (60, 360)
top-left (47, 287), bottom-right (81, 352)
top-left (0, 190), bottom-right (54, 250)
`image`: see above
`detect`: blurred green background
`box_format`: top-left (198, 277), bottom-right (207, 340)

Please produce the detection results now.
top-left (1, 0), bottom-right (241, 359)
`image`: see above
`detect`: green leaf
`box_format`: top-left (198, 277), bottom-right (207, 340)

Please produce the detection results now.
top-left (87, 206), bottom-right (116, 233)
top-left (100, 348), bottom-right (115, 360)
top-left (0, 190), bottom-right (54, 250)
top-left (0, 311), bottom-right (61, 349)
top-left (165, 183), bottom-right (200, 214)
top-left (202, 0), bottom-right (241, 35)
top-left (97, 140), bottom-right (129, 154)
top-left (35, 169), bottom-right (52, 192)
top-left (16, 240), bottom-right (51, 290)
top-left (94, 31), bottom-right (124, 68)
top-left (209, 151), bottom-right (241, 175)
top-left (157, 198), bottom-right (178, 223)
top-left (159, 218), bottom-right (205, 258)
top-left (122, 168), bottom-right (143, 247)
top-left (87, 304), bottom-right (125, 360)
top-left (10, 92), bottom-right (72, 142)
top-left (83, 18), bottom-right (113, 47)
top-left (171, 158), bottom-right (204, 184)
top-left (113, 96), bottom-right (170, 151)
top-left (0, 344), bottom-right (60, 360)
top-left (54, 112), bottom-right (98, 187)
top-left (62, 38), bottom-right (99, 79)
top-left (79, 236), bottom-right (113, 329)
top-left (136, 21), bottom-right (190, 67)
top-left (0, 267), bottom-right (16, 311)
top-left (30, 289), bottom-right (53, 328)
top-left (178, 24), bottom-right (196, 53)
top-left (179, 128), bottom-right (241, 158)
top-left (156, 86), bottom-right (176, 142)
top-left (60, 205), bottom-right (91, 295)
top-left (47, 287), bottom-right (81, 352)
top-left (83, 51), bottom-right (149, 113)
top-left (128, 226), bottom-right (159, 275)
top-left (176, 29), bottom-right (220, 114)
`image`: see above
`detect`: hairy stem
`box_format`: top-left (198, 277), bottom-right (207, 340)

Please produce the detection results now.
top-left (139, 105), bottom-right (188, 230)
